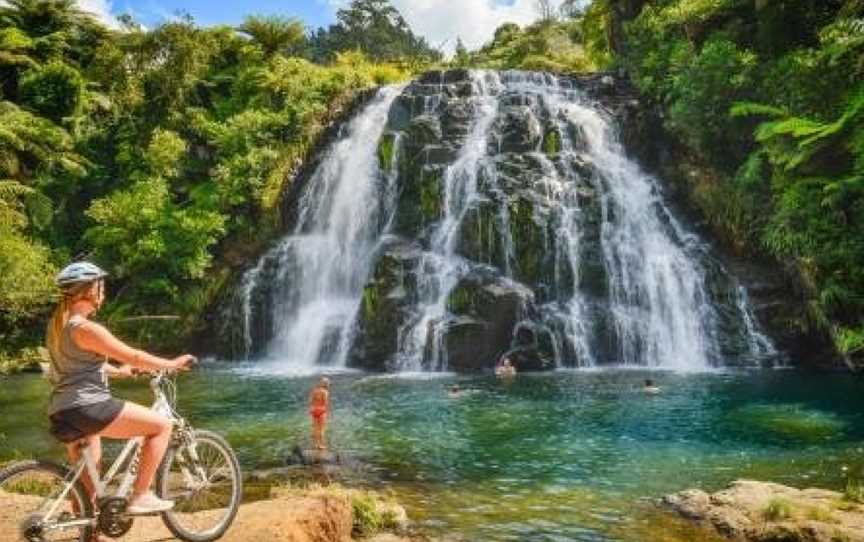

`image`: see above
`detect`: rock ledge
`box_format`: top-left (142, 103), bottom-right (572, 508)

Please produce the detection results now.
top-left (663, 480), bottom-right (864, 542)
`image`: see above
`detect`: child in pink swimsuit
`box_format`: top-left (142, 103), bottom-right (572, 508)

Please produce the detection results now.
top-left (309, 377), bottom-right (330, 450)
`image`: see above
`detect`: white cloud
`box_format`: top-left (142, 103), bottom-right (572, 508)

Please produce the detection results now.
top-left (327, 0), bottom-right (567, 56)
top-left (76, 0), bottom-right (121, 29)
top-left (0, 0), bottom-right (119, 27)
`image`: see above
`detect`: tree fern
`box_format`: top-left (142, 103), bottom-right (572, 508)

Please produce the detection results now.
top-left (0, 179), bottom-right (33, 230)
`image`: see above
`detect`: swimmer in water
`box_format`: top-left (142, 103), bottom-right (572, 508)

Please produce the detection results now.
top-left (643, 379), bottom-right (661, 395)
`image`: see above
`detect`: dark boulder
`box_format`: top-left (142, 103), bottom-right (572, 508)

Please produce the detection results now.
top-left (442, 269), bottom-right (534, 371)
top-left (495, 106), bottom-right (543, 154)
top-left (352, 238), bottom-right (422, 370)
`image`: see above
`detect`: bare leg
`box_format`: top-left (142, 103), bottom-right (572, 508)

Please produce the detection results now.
top-left (65, 435), bottom-right (102, 505)
top-left (320, 417), bottom-right (327, 450)
top-left (65, 436), bottom-right (107, 542)
top-left (99, 402), bottom-right (172, 498)
top-left (312, 418), bottom-right (320, 449)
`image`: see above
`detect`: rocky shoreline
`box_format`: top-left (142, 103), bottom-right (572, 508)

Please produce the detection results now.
top-left (1, 483), bottom-right (424, 542)
top-left (663, 480), bottom-right (864, 542)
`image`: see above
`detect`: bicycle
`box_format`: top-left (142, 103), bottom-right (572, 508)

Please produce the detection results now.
top-left (0, 370), bottom-right (242, 542)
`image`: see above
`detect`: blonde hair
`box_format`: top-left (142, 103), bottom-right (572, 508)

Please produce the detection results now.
top-left (45, 282), bottom-right (98, 376)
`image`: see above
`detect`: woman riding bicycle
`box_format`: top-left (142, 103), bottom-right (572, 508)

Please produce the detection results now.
top-left (46, 261), bottom-right (195, 517)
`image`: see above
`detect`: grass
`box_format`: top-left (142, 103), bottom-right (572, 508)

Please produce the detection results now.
top-left (844, 478), bottom-right (864, 504)
top-left (806, 506), bottom-right (835, 522)
top-left (274, 482), bottom-right (405, 537)
top-left (3, 477), bottom-right (58, 497)
top-left (762, 498), bottom-right (793, 521)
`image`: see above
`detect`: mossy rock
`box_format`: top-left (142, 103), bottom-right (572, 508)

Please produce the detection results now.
top-left (352, 240), bottom-right (422, 370)
top-left (406, 115), bottom-right (442, 150)
top-left (386, 95), bottom-right (413, 131)
top-left (508, 194), bottom-right (551, 287)
top-left (420, 167), bottom-right (442, 220)
top-left (496, 105), bottom-right (543, 154)
top-left (542, 128), bottom-right (562, 155)
top-left (441, 98), bottom-right (474, 140)
top-left (377, 132), bottom-right (399, 172)
top-left (393, 164), bottom-right (445, 237)
top-left (455, 200), bottom-right (508, 269)
top-left (442, 270), bottom-right (535, 370)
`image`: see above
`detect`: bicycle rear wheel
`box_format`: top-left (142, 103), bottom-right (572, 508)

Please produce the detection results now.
top-left (157, 430), bottom-right (242, 542)
top-left (0, 460), bottom-right (93, 542)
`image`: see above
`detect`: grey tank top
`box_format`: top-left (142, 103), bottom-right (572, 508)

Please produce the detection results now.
top-left (48, 314), bottom-right (112, 415)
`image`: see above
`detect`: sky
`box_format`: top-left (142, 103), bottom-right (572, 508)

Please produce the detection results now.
top-left (68, 0), bottom-right (572, 55)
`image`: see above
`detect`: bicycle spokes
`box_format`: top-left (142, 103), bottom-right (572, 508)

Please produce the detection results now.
top-left (0, 462), bottom-right (92, 542)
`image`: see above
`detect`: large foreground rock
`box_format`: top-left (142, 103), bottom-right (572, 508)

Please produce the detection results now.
top-left (663, 480), bottom-right (864, 542)
top-left (0, 487), bottom-right (422, 542)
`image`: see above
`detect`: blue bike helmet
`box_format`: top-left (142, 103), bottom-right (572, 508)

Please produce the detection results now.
top-left (56, 261), bottom-right (108, 289)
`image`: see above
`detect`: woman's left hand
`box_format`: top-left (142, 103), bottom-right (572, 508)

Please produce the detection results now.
top-left (105, 363), bottom-right (135, 379)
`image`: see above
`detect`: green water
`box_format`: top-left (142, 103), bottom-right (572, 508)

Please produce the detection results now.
top-left (2, 367), bottom-right (864, 541)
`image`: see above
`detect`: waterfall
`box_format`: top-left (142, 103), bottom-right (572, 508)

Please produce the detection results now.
top-left (233, 70), bottom-right (775, 372)
top-left (393, 72), bottom-right (503, 372)
top-left (235, 86), bottom-right (402, 369)
top-left (560, 99), bottom-right (718, 369)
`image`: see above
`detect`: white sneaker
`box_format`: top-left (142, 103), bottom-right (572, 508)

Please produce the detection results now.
top-left (127, 492), bottom-right (175, 514)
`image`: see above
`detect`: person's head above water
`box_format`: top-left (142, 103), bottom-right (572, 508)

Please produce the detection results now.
top-left (645, 379), bottom-right (654, 387)
top-left (319, 376), bottom-right (330, 389)
top-left (503, 358), bottom-right (512, 367)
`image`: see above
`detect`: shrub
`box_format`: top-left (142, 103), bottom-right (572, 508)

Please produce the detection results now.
top-left (19, 61), bottom-right (85, 123)
top-left (763, 498), bottom-right (793, 521)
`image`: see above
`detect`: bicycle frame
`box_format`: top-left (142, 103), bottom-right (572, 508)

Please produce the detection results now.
top-left (38, 372), bottom-right (181, 534)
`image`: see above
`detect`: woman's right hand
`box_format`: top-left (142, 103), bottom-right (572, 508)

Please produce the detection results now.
top-left (170, 354), bottom-right (197, 371)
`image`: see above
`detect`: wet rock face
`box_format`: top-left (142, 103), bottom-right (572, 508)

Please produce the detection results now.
top-left (351, 238), bottom-right (421, 371)
top-left (497, 106), bottom-right (543, 153)
top-left (350, 69), bottom-right (777, 372)
top-left (355, 71), bottom-right (614, 372)
top-left (234, 69), bottom-right (789, 372)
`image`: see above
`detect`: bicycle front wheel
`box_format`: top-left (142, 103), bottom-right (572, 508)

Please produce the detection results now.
top-left (0, 460), bottom-right (93, 542)
top-left (157, 429), bottom-right (242, 542)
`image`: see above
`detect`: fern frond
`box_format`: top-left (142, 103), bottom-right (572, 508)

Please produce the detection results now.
top-left (730, 101), bottom-right (787, 119)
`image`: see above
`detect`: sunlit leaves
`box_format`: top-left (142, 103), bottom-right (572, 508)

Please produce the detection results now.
top-left (19, 61), bottom-right (84, 122)
top-left (0, 229), bottom-right (56, 324)
top-left (238, 15), bottom-right (305, 58)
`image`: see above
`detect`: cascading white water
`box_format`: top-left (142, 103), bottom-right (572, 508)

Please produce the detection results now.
top-left (735, 285), bottom-right (778, 360)
top-left (234, 69), bottom-right (775, 372)
top-left (563, 100), bottom-right (718, 369)
top-left (394, 72), bottom-right (503, 371)
top-left (393, 70), bottom-right (748, 371)
top-left (236, 86), bottom-right (402, 369)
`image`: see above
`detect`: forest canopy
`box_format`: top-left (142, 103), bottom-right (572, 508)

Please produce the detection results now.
top-left (0, 0), bottom-right (427, 368)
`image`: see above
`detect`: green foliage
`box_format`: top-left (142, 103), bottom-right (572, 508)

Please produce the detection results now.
top-left (581, 0), bottom-right (613, 68)
top-left (463, 20), bottom-right (595, 73)
top-left (836, 326), bottom-right (864, 356)
top-left (350, 490), bottom-right (402, 535)
top-left (612, 0), bottom-right (864, 359)
top-left (18, 61), bottom-right (84, 122)
top-left (0, 101), bottom-right (84, 180)
top-left (453, 38), bottom-right (470, 68)
top-left (238, 15), bottom-right (305, 57)
top-left (85, 128), bottom-right (226, 298)
top-left (734, 88), bottom-right (864, 342)
top-left (308, 0), bottom-right (441, 63)
top-left (845, 477), bottom-right (864, 503)
top-left (666, 36), bottom-right (757, 165)
top-left (0, 229), bottom-right (55, 324)
top-left (763, 498), bottom-right (793, 521)
top-left (0, 0), bottom-right (421, 354)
